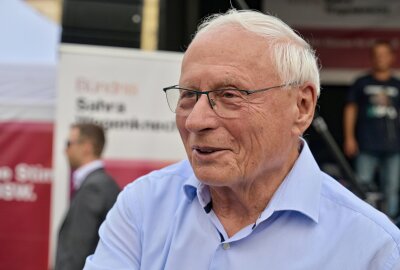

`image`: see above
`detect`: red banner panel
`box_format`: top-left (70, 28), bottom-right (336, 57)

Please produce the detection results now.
top-left (0, 122), bottom-right (53, 270)
top-left (104, 159), bottom-right (173, 188)
top-left (298, 28), bottom-right (400, 69)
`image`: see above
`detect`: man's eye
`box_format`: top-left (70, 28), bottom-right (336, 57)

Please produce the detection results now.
top-left (219, 90), bottom-right (242, 99)
top-left (180, 90), bottom-right (196, 99)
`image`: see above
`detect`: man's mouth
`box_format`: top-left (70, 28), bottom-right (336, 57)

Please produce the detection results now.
top-left (192, 146), bottom-right (223, 154)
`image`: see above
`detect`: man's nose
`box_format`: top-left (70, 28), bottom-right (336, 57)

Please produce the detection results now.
top-left (185, 94), bottom-right (218, 132)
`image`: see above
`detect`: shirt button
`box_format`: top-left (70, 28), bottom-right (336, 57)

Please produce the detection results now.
top-left (222, 243), bottom-right (230, 250)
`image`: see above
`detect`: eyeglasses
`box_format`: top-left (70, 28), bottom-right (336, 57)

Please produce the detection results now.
top-left (66, 140), bottom-right (81, 148)
top-left (163, 83), bottom-right (294, 118)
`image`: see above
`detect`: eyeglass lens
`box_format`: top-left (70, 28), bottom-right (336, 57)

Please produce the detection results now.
top-left (166, 88), bottom-right (248, 118)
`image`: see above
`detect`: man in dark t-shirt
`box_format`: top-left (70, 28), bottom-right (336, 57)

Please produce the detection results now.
top-left (344, 41), bottom-right (400, 218)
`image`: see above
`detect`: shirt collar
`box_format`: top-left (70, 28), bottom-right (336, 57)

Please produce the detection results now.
top-left (73, 160), bottom-right (104, 190)
top-left (183, 174), bottom-right (201, 201)
top-left (262, 140), bottom-right (321, 223)
top-left (182, 139), bottom-right (321, 223)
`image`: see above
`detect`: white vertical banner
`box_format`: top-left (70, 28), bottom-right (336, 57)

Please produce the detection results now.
top-left (51, 44), bottom-right (185, 265)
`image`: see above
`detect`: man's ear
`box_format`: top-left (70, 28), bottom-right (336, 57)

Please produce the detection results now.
top-left (81, 140), bottom-right (93, 156)
top-left (293, 83), bottom-right (317, 136)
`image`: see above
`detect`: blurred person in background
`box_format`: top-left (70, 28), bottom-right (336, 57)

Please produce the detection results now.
top-left (85, 10), bottom-right (400, 269)
top-left (55, 123), bottom-right (120, 270)
top-left (343, 41), bottom-right (400, 219)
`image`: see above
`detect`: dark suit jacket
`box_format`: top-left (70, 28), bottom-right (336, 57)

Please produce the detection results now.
top-left (55, 168), bottom-right (120, 270)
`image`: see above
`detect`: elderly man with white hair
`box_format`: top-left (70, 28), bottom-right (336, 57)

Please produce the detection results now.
top-left (84, 9), bottom-right (400, 270)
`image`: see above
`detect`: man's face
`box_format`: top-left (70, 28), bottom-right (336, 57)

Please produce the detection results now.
top-left (176, 25), bottom-right (304, 189)
top-left (372, 44), bottom-right (394, 72)
top-left (65, 127), bottom-right (83, 170)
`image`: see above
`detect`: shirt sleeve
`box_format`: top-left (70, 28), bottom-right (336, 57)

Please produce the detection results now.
top-left (383, 243), bottom-right (400, 270)
top-left (83, 183), bottom-right (142, 270)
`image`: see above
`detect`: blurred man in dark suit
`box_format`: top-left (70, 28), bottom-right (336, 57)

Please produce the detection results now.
top-left (55, 123), bottom-right (120, 270)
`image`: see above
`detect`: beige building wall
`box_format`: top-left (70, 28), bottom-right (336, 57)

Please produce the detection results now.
top-left (26, 0), bottom-right (62, 24)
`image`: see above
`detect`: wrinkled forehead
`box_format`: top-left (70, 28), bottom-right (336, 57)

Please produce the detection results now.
top-left (185, 25), bottom-right (271, 64)
top-left (181, 24), bottom-right (278, 85)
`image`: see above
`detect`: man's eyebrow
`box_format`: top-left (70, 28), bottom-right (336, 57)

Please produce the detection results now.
top-left (214, 85), bottom-right (240, 90)
top-left (180, 76), bottom-right (245, 90)
top-left (212, 77), bottom-right (243, 89)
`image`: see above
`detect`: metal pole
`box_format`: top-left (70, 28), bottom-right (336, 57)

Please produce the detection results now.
top-left (312, 112), bottom-right (367, 199)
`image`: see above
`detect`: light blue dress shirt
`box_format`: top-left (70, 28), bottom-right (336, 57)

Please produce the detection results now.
top-left (84, 142), bottom-right (400, 269)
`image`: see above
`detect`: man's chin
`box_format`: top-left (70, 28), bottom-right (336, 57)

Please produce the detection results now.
top-left (193, 168), bottom-right (233, 187)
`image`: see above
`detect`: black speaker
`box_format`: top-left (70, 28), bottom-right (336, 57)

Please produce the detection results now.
top-left (62, 0), bottom-right (143, 48)
top-left (158, 0), bottom-right (262, 52)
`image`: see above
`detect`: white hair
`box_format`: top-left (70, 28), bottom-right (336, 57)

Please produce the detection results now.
top-left (194, 9), bottom-right (321, 96)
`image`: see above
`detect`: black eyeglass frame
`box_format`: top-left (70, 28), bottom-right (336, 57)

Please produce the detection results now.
top-left (162, 83), bottom-right (296, 113)
top-left (66, 139), bottom-right (83, 148)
